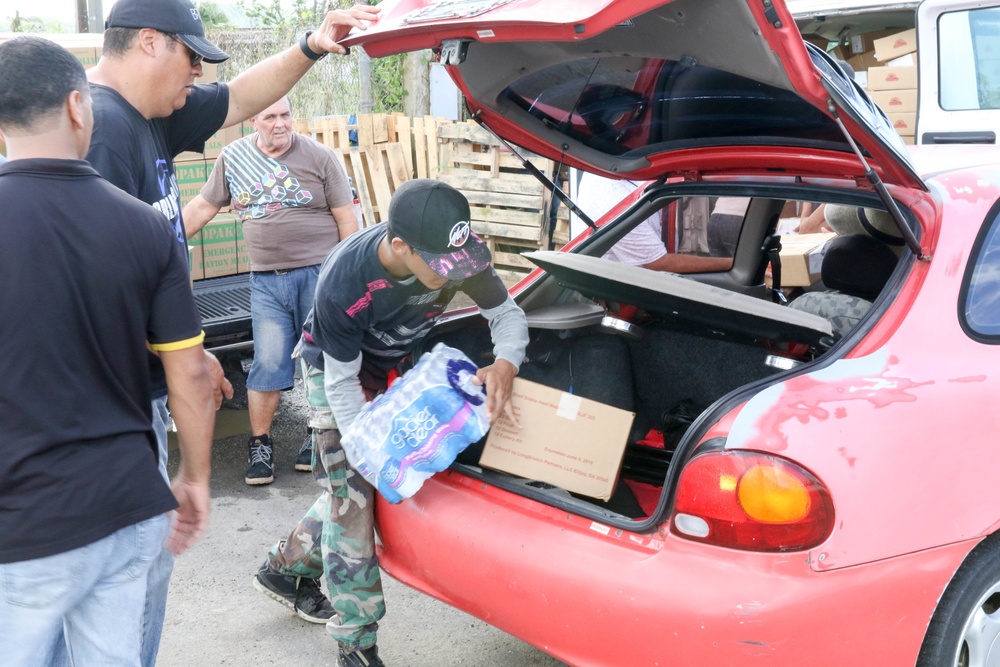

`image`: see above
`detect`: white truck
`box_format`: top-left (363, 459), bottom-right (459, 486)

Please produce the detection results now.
top-left (791, 0), bottom-right (1000, 144)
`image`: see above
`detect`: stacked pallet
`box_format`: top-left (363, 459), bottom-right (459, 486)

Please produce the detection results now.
top-left (293, 114), bottom-right (566, 285)
top-left (295, 113), bottom-right (450, 229)
top-left (436, 122), bottom-right (557, 285)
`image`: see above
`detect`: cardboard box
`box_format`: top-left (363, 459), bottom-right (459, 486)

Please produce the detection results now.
top-left (236, 216), bottom-right (251, 272)
top-left (887, 112), bottom-right (917, 134)
top-left (901, 135), bottom-right (916, 145)
top-left (870, 89), bottom-right (917, 113)
top-left (479, 378), bottom-right (635, 501)
top-left (867, 65), bottom-right (918, 91)
top-left (874, 28), bottom-right (917, 62)
top-left (188, 243), bottom-right (204, 283)
top-left (200, 213), bottom-right (240, 279)
top-left (846, 50), bottom-right (881, 74)
top-left (201, 126), bottom-right (238, 160)
top-left (174, 158), bottom-right (207, 208)
top-left (776, 232), bottom-right (836, 287)
top-left (850, 29), bottom-right (899, 55)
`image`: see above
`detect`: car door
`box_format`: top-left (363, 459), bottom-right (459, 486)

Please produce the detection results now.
top-left (917, 0), bottom-right (1000, 144)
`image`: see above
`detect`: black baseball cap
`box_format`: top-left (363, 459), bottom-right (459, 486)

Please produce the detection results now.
top-left (106, 0), bottom-right (230, 64)
top-left (387, 179), bottom-right (492, 280)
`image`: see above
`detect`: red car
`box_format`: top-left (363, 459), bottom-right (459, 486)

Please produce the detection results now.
top-left (346, 1), bottom-right (1000, 665)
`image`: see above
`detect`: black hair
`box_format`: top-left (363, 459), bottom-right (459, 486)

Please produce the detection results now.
top-left (0, 37), bottom-right (88, 132)
top-left (102, 26), bottom-right (141, 57)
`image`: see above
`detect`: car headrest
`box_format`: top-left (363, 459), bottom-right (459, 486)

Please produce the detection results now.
top-left (821, 234), bottom-right (898, 301)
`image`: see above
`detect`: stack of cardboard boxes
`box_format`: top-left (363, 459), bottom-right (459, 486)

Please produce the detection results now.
top-left (867, 29), bottom-right (918, 144)
top-left (805, 29), bottom-right (917, 144)
top-left (173, 62), bottom-right (254, 283)
top-left (824, 27), bottom-right (918, 144)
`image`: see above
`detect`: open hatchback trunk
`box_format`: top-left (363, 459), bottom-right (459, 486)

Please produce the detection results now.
top-left (346, 0), bottom-right (931, 547)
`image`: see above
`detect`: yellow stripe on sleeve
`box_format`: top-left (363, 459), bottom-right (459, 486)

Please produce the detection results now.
top-left (149, 331), bottom-right (206, 352)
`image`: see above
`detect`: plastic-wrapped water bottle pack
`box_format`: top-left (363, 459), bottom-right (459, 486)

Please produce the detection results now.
top-left (341, 343), bottom-right (491, 503)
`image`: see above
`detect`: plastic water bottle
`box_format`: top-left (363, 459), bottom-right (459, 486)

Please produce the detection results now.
top-left (342, 343), bottom-right (490, 503)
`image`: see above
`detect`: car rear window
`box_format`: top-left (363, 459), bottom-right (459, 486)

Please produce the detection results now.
top-left (499, 55), bottom-right (846, 157)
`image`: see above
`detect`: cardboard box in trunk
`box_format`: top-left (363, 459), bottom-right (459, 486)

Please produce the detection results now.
top-left (479, 378), bottom-right (634, 501)
top-left (774, 232), bottom-right (836, 288)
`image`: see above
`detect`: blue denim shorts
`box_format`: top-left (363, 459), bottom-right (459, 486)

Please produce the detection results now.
top-left (247, 265), bottom-right (320, 392)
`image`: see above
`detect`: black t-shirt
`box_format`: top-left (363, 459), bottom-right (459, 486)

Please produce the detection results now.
top-left (301, 225), bottom-right (509, 379)
top-left (87, 82), bottom-right (229, 396)
top-left (0, 159), bottom-right (204, 563)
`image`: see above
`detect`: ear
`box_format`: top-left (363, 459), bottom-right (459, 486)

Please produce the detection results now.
top-left (389, 236), bottom-right (411, 257)
top-left (136, 28), bottom-right (160, 57)
top-left (66, 90), bottom-right (87, 131)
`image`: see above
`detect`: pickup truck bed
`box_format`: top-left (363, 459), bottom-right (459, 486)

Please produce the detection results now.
top-left (194, 274), bottom-right (253, 354)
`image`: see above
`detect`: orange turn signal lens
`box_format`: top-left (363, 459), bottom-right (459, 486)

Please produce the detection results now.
top-left (737, 464), bottom-right (811, 523)
top-left (672, 449), bottom-right (834, 552)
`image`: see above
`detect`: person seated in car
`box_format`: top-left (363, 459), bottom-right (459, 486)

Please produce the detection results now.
top-left (576, 172), bottom-right (731, 272)
top-left (788, 204), bottom-right (903, 336)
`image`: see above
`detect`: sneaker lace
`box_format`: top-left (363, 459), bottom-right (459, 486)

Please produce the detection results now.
top-left (297, 435), bottom-right (312, 456)
top-left (249, 440), bottom-right (273, 466)
top-left (296, 576), bottom-right (327, 607)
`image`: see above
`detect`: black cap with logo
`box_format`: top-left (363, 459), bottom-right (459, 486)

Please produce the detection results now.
top-left (387, 179), bottom-right (492, 280)
top-left (106, 0), bottom-right (230, 64)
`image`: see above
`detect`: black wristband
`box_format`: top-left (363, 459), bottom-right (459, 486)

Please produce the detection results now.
top-left (299, 31), bottom-right (327, 61)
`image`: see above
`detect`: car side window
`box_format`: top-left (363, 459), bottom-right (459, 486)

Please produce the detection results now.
top-left (960, 201), bottom-right (1000, 340)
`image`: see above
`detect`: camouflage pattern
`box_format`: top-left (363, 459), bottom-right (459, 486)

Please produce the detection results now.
top-left (268, 362), bottom-right (383, 650)
top-left (788, 291), bottom-right (873, 337)
top-left (300, 359), bottom-right (338, 430)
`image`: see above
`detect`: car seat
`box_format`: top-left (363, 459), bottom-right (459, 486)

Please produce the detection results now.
top-left (788, 233), bottom-right (898, 337)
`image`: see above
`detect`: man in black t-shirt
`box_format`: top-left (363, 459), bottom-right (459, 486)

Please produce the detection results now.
top-left (0, 37), bottom-right (215, 665)
top-left (253, 180), bottom-right (529, 667)
top-left (83, 1), bottom-right (381, 663)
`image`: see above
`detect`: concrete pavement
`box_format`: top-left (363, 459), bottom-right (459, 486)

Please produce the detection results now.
top-left (158, 382), bottom-right (567, 667)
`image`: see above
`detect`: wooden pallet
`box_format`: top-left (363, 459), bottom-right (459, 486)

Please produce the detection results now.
top-left (329, 143), bottom-right (410, 228)
top-left (437, 122), bottom-right (555, 285)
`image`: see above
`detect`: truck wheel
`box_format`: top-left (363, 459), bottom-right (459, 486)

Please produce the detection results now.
top-left (917, 535), bottom-right (1000, 667)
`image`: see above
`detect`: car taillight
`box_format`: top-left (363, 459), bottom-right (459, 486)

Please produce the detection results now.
top-left (671, 450), bottom-right (834, 552)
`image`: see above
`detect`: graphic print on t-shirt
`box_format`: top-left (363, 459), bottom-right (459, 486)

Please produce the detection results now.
top-left (223, 140), bottom-right (314, 220)
top-left (151, 158), bottom-right (183, 243)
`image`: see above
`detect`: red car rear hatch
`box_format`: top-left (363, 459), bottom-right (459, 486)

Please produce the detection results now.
top-left (344, 0), bottom-right (925, 190)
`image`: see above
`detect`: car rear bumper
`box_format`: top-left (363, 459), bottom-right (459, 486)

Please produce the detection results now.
top-left (375, 471), bottom-right (973, 667)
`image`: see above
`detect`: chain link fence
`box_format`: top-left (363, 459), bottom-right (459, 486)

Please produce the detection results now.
top-left (207, 26), bottom-right (406, 120)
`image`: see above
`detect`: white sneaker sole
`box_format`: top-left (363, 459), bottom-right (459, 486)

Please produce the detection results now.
top-left (252, 575), bottom-right (331, 625)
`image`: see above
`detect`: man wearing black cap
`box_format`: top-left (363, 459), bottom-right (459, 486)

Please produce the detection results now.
top-left (81, 1), bottom-right (380, 665)
top-left (252, 179), bottom-right (528, 667)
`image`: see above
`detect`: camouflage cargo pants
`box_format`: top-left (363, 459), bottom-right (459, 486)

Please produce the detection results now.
top-left (267, 360), bottom-right (384, 650)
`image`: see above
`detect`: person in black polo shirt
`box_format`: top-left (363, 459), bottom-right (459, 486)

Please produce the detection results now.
top-left (0, 37), bottom-right (216, 665)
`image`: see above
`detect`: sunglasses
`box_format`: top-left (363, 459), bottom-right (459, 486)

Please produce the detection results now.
top-left (162, 32), bottom-right (203, 68)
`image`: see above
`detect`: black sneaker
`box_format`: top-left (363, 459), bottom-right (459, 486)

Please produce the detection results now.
top-left (245, 435), bottom-right (274, 485)
top-left (295, 428), bottom-right (314, 472)
top-left (252, 560), bottom-right (335, 624)
top-left (337, 644), bottom-right (385, 667)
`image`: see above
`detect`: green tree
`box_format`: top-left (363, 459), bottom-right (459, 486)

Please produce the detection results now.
top-left (9, 10), bottom-right (64, 32)
top-left (198, 1), bottom-right (231, 30)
